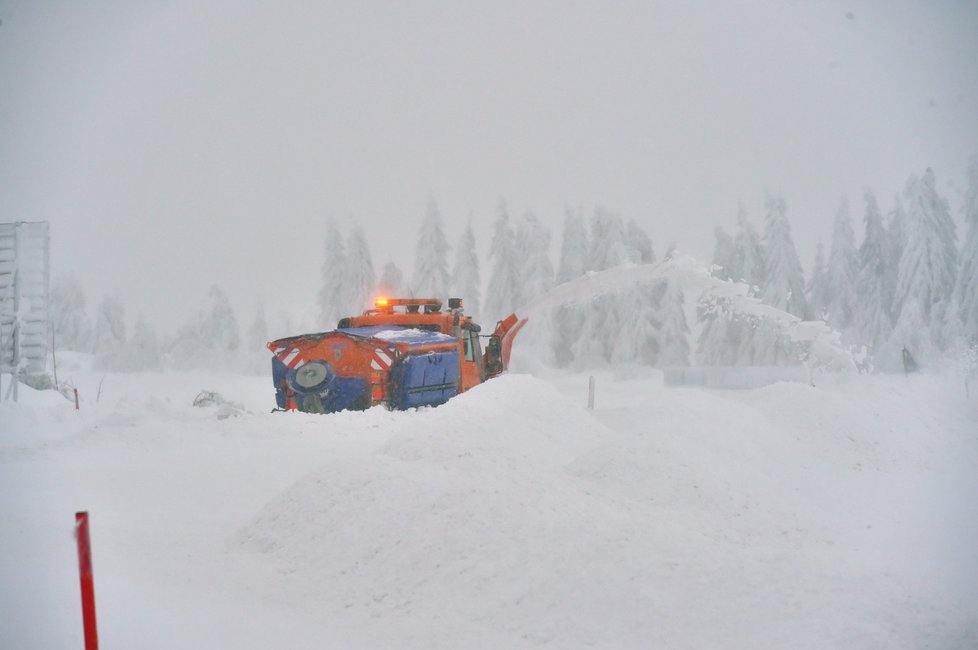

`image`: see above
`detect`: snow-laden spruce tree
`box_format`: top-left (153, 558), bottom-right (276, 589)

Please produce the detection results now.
top-left (824, 196), bottom-right (860, 335)
top-left (197, 285), bottom-right (241, 355)
top-left (551, 210), bottom-right (591, 363)
top-left (711, 225), bottom-right (735, 281)
top-left (730, 205), bottom-right (765, 291)
top-left (887, 195), bottom-right (908, 281)
top-left (128, 314), bottom-right (161, 371)
top-left (92, 293), bottom-right (128, 370)
top-left (696, 296), bottom-right (751, 366)
top-left (516, 212), bottom-right (554, 305)
top-left (807, 240), bottom-right (830, 320)
top-left (574, 293), bottom-right (620, 366)
top-left (626, 220), bottom-right (656, 264)
top-left (484, 201), bottom-right (522, 318)
top-left (610, 283), bottom-right (661, 366)
top-left (170, 285), bottom-right (241, 370)
top-left (377, 262), bottom-right (404, 297)
top-left (412, 199), bottom-right (451, 300)
top-left (656, 278), bottom-right (690, 366)
top-left (317, 218), bottom-right (347, 327)
top-left (891, 168), bottom-right (958, 359)
top-left (49, 275), bottom-right (91, 352)
top-left (451, 222), bottom-right (481, 318)
top-left (344, 223), bottom-right (376, 313)
top-left (953, 156), bottom-right (978, 343)
top-left (551, 302), bottom-right (586, 367)
top-left (854, 190), bottom-right (894, 362)
top-left (588, 207), bottom-right (630, 271)
top-left (762, 195), bottom-right (811, 320)
top-left (557, 208), bottom-right (588, 284)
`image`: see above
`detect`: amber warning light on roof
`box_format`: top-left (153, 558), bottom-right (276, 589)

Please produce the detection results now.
top-left (373, 297), bottom-right (442, 309)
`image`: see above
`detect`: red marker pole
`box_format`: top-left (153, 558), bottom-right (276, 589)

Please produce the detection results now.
top-left (75, 512), bottom-right (99, 650)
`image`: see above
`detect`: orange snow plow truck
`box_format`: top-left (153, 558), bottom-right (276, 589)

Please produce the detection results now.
top-left (268, 298), bottom-right (526, 413)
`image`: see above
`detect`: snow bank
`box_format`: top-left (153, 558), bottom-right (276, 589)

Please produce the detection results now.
top-left (233, 374), bottom-right (618, 645)
top-left (2, 368), bottom-right (975, 649)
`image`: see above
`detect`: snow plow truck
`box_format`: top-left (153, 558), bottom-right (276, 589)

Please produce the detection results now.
top-left (268, 298), bottom-right (526, 413)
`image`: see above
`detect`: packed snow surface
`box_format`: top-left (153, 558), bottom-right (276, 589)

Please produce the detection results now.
top-left (1, 361), bottom-right (976, 648)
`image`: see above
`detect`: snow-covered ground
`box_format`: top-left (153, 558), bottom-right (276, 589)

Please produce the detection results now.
top-left (1, 358), bottom-right (976, 649)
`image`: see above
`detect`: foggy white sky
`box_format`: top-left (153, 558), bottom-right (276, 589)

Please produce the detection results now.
top-left (2, 0), bottom-right (977, 334)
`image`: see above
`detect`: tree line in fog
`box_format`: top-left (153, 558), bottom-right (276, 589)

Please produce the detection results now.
top-left (50, 158), bottom-right (978, 373)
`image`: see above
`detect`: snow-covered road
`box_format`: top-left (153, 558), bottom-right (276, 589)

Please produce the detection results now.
top-left (2, 366), bottom-right (976, 648)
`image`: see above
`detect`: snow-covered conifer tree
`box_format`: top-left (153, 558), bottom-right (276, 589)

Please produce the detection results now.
top-left (730, 205), bottom-right (765, 291)
top-left (317, 218), bottom-right (347, 326)
top-left (557, 208), bottom-right (588, 283)
top-left (610, 284), bottom-right (659, 366)
top-left (656, 278), bottom-right (690, 366)
top-left (854, 190), bottom-right (894, 359)
top-left (824, 196), bottom-right (859, 334)
top-left (574, 294), bottom-right (619, 365)
top-left (516, 212), bottom-right (554, 305)
top-left (171, 285), bottom-right (240, 369)
top-left (484, 201), bottom-right (522, 317)
top-left (953, 156), bottom-right (978, 343)
top-left (451, 222), bottom-right (481, 318)
top-left (49, 276), bottom-right (91, 352)
top-left (587, 207), bottom-right (629, 271)
top-left (807, 240), bottom-right (830, 320)
top-left (344, 224), bottom-right (376, 312)
top-left (92, 294), bottom-right (127, 370)
top-left (761, 195), bottom-right (811, 319)
top-left (128, 315), bottom-right (161, 371)
top-left (377, 262), bottom-right (404, 297)
top-left (892, 169), bottom-right (958, 357)
top-left (696, 297), bottom-right (748, 366)
top-left (197, 285), bottom-right (241, 355)
top-left (626, 220), bottom-right (656, 264)
top-left (711, 226), bottom-right (735, 281)
top-left (412, 200), bottom-right (452, 299)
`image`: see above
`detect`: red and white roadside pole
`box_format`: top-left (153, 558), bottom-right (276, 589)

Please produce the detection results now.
top-left (75, 512), bottom-right (99, 650)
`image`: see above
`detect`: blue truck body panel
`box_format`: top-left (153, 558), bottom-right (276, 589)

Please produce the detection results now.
top-left (388, 349), bottom-right (460, 410)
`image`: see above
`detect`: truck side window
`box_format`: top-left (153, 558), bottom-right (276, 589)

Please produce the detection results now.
top-left (464, 329), bottom-right (475, 361)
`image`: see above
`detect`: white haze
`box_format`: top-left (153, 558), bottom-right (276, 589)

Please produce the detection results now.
top-left (1, 0), bottom-right (977, 332)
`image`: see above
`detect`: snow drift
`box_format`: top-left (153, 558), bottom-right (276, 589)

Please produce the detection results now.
top-left (1, 363), bottom-right (976, 649)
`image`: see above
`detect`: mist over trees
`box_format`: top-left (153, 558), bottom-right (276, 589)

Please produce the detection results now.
top-left (344, 224), bottom-right (376, 318)
top-left (412, 200), bottom-right (451, 300)
top-left (377, 262), bottom-right (404, 298)
top-left (954, 158), bottom-right (978, 342)
top-left (46, 159), bottom-right (978, 375)
top-left (451, 223), bottom-right (481, 319)
top-left (317, 218), bottom-right (347, 327)
top-left (170, 285), bottom-right (241, 370)
top-left (50, 276), bottom-right (91, 352)
top-left (761, 195), bottom-right (811, 320)
top-left (92, 293), bottom-right (127, 371)
top-left (484, 202), bottom-right (521, 320)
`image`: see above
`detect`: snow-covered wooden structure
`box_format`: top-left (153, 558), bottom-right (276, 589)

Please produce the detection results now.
top-left (0, 222), bottom-right (50, 396)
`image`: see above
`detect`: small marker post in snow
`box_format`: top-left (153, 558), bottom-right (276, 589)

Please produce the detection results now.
top-left (74, 388), bottom-right (79, 411)
top-left (75, 511), bottom-right (99, 650)
top-left (588, 375), bottom-right (595, 410)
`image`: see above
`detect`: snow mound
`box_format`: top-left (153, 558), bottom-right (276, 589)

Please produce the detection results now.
top-left (233, 374), bottom-right (636, 642)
